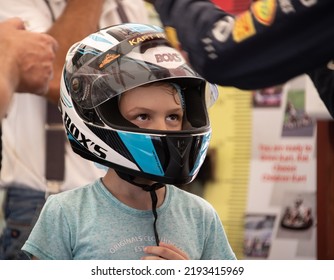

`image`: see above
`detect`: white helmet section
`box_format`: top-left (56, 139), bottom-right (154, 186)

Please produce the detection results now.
top-left (60, 73), bottom-right (141, 172)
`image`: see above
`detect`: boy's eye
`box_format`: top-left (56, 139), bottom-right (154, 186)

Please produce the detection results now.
top-left (136, 114), bottom-right (149, 121)
top-left (167, 114), bottom-right (181, 121)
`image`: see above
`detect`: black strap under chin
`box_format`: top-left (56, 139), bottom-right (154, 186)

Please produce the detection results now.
top-left (115, 171), bottom-right (165, 246)
top-left (148, 186), bottom-right (160, 246)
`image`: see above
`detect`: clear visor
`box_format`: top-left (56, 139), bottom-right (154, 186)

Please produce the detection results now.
top-left (205, 83), bottom-right (219, 108)
top-left (68, 36), bottom-right (213, 109)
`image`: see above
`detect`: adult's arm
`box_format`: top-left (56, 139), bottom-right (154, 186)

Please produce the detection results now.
top-left (153, 0), bottom-right (334, 89)
top-left (46, 0), bottom-right (105, 104)
top-left (308, 62), bottom-right (334, 118)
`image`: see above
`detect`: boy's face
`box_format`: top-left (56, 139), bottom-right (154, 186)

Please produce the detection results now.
top-left (119, 83), bottom-right (184, 131)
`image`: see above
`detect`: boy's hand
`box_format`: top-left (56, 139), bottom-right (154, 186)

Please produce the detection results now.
top-left (141, 242), bottom-right (189, 260)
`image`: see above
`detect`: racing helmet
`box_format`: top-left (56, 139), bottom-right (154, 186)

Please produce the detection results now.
top-left (60, 23), bottom-right (218, 185)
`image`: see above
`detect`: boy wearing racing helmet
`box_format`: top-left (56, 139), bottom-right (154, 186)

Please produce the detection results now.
top-left (22, 23), bottom-right (236, 260)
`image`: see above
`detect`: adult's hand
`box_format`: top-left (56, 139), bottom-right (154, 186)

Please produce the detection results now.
top-left (0, 18), bottom-right (58, 95)
top-left (16, 30), bottom-right (58, 95)
top-left (0, 18), bottom-right (58, 118)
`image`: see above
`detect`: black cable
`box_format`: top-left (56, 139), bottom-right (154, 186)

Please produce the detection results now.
top-left (43, 0), bottom-right (56, 22)
top-left (141, 182), bottom-right (164, 246)
top-left (149, 189), bottom-right (160, 246)
top-left (43, 0), bottom-right (68, 23)
top-left (115, 171), bottom-right (164, 246)
top-left (115, 0), bottom-right (129, 23)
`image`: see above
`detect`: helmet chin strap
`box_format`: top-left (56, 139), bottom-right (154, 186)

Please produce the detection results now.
top-left (115, 171), bottom-right (165, 246)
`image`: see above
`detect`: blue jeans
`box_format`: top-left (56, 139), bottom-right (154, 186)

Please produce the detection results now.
top-left (0, 186), bottom-right (45, 260)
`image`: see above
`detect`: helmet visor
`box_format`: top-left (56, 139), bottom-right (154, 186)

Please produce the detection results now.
top-left (69, 35), bottom-right (205, 109)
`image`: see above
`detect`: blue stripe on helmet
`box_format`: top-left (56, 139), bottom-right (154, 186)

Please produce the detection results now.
top-left (117, 131), bottom-right (164, 176)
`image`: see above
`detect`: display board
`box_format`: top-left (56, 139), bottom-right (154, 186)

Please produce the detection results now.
top-left (245, 75), bottom-right (318, 259)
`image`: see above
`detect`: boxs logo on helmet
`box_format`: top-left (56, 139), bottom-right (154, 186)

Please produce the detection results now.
top-left (63, 112), bottom-right (108, 159)
top-left (155, 53), bottom-right (182, 63)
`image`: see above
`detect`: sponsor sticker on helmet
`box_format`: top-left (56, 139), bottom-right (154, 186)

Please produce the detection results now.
top-left (99, 53), bottom-right (120, 69)
top-left (155, 53), bottom-right (182, 63)
top-left (127, 32), bottom-right (166, 46)
top-left (232, 11), bottom-right (256, 43)
top-left (251, 0), bottom-right (277, 26)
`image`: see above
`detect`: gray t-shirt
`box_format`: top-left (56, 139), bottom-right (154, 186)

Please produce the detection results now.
top-left (22, 179), bottom-right (236, 260)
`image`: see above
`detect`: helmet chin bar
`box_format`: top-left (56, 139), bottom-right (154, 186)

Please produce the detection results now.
top-left (115, 170), bottom-right (165, 246)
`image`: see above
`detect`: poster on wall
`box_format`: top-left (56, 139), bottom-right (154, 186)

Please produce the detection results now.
top-left (244, 75), bottom-right (320, 260)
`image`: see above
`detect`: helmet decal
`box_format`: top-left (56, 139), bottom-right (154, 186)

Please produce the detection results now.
top-left (117, 132), bottom-right (164, 176)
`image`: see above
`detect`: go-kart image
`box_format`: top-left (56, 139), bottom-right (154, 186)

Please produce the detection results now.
top-left (280, 198), bottom-right (313, 230)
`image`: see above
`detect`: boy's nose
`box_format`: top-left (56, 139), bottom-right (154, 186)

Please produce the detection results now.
top-left (152, 118), bottom-right (167, 131)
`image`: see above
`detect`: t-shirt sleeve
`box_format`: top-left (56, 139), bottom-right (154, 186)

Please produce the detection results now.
top-left (22, 195), bottom-right (73, 260)
top-left (201, 210), bottom-right (237, 260)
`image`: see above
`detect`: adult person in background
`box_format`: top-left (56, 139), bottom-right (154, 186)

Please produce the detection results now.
top-left (0, 0), bottom-right (149, 260)
top-left (0, 18), bottom-right (57, 119)
top-left (308, 62), bottom-right (334, 118)
top-left (149, 0), bottom-right (334, 115)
